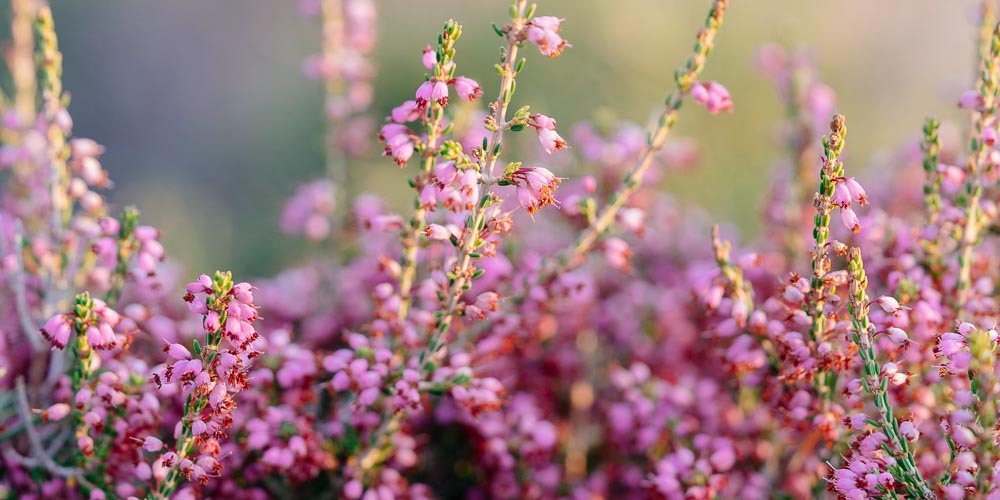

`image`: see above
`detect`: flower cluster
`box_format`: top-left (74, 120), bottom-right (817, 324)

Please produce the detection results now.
top-left (149, 271), bottom-right (260, 498)
top-left (19, 0), bottom-right (1000, 499)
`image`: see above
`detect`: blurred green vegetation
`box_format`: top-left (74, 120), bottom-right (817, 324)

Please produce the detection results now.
top-left (20, 0), bottom-right (981, 278)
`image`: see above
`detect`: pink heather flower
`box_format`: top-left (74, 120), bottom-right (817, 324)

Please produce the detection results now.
top-left (431, 79), bottom-right (449, 106)
top-left (839, 207), bottom-right (861, 234)
top-left (887, 327), bottom-right (908, 343)
top-left (528, 115), bottom-right (567, 153)
top-left (690, 81), bottom-right (734, 114)
top-left (526, 16), bottom-right (570, 58)
top-left (345, 480), bottom-right (364, 499)
top-left (843, 177), bottom-right (867, 206)
top-left (530, 113), bottom-right (558, 130)
top-left (78, 436), bottom-right (94, 457)
top-left (899, 421), bottom-right (919, 441)
top-left (191, 420), bottom-right (208, 436)
top-left (832, 180), bottom-right (852, 208)
top-left (166, 342), bottom-right (192, 360)
top-left (603, 237), bottom-right (632, 271)
top-left (40, 314), bottom-right (73, 349)
top-left (618, 207), bottom-right (645, 235)
top-left (781, 284), bottom-right (804, 303)
top-left (433, 160), bottom-right (459, 186)
top-left (875, 296), bottom-right (901, 314)
top-left (186, 274), bottom-right (213, 294)
top-left (415, 81), bottom-right (434, 107)
top-left (983, 124), bottom-right (999, 147)
top-left (702, 285), bottom-right (724, 309)
top-left (452, 77), bottom-right (482, 101)
top-left (391, 100), bottom-right (421, 123)
top-left (142, 436), bottom-right (164, 452)
top-left (280, 179), bottom-right (336, 240)
top-left (959, 89), bottom-right (984, 110)
top-left (380, 124), bottom-right (415, 166)
top-left (43, 403), bottom-right (71, 423)
top-left (422, 46), bottom-right (437, 70)
top-left (419, 183), bottom-right (438, 209)
top-left (424, 223), bottom-right (452, 240)
top-left (205, 311), bottom-right (221, 332)
top-left (508, 166), bottom-right (562, 216)
top-left (957, 322), bottom-right (975, 335)
top-left (537, 128), bottom-right (568, 154)
top-left (70, 137), bottom-right (106, 159)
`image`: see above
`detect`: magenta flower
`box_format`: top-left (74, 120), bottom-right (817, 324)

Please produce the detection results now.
top-left (839, 206), bottom-right (861, 234)
top-left (982, 124), bottom-right (998, 147)
top-left (431, 79), bottom-right (449, 106)
top-left (959, 89), bottom-right (984, 110)
top-left (379, 123), bottom-right (415, 166)
top-left (415, 80), bottom-right (433, 107)
top-left (526, 16), bottom-right (570, 58)
top-left (832, 181), bottom-right (852, 208)
top-left (390, 100), bottom-right (421, 123)
top-left (422, 45), bottom-right (437, 70)
top-left (843, 177), bottom-right (867, 206)
top-left (451, 76), bottom-right (482, 101)
top-left (42, 403), bottom-right (71, 423)
top-left (537, 128), bottom-right (568, 154)
top-left (529, 114), bottom-right (567, 154)
top-left (691, 81), bottom-right (734, 114)
top-left (508, 166), bottom-right (562, 215)
top-left (40, 313), bottom-right (72, 349)
top-left (424, 223), bottom-right (452, 240)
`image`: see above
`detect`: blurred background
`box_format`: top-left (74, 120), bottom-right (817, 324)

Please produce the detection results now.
top-left (38, 0), bottom-right (981, 278)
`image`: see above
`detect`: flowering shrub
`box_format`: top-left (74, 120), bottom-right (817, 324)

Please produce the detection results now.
top-left (7, 0), bottom-right (1000, 498)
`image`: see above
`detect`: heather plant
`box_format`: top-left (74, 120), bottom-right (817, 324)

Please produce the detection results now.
top-left (10, 0), bottom-right (1000, 499)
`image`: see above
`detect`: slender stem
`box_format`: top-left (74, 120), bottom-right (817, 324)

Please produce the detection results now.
top-left (358, 2), bottom-right (528, 476)
top-left (540, 0), bottom-right (729, 278)
top-left (711, 225), bottom-right (779, 370)
top-left (13, 377), bottom-right (98, 491)
top-left (846, 248), bottom-right (935, 499)
top-left (421, 1), bottom-right (526, 364)
top-left (807, 115), bottom-right (846, 345)
top-left (398, 100), bottom-right (448, 320)
top-left (956, 21), bottom-right (1000, 312)
top-left (104, 207), bottom-right (140, 307)
top-left (4, 219), bottom-right (43, 352)
top-left (920, 117), bottom-right (944, 279)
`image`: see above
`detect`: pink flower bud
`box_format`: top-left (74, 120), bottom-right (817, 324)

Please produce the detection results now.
top-left (143, 436), bottom-right (163, 452)
top-left (887, 327), bottom-right (908, 343)
top-left (191, 419), bottom-right (208, 436)
top-left (391, 100), bottom-right (421, 123)
top-left (422, 46), bottom-right (437, 70)
top-left (205, 311), bottom-right (221, 332)
top-left (43, 403), bottom-right (71, 422)
top-left (166, 343), bottom-right (192, 360)
top-left (424, 223), bottom-right (452, 241)
top-left (691, 81), bottom-right (734, 114)
top-left (983, 125), bottom-right (998, 147)
top-left (875, 296), bottom-right (901, 314)
top-left (843, 177), bottom-right (867, 206)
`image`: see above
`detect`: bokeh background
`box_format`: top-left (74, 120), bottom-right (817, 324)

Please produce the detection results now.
top-left (39, 0), bottom-right (981, 278)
